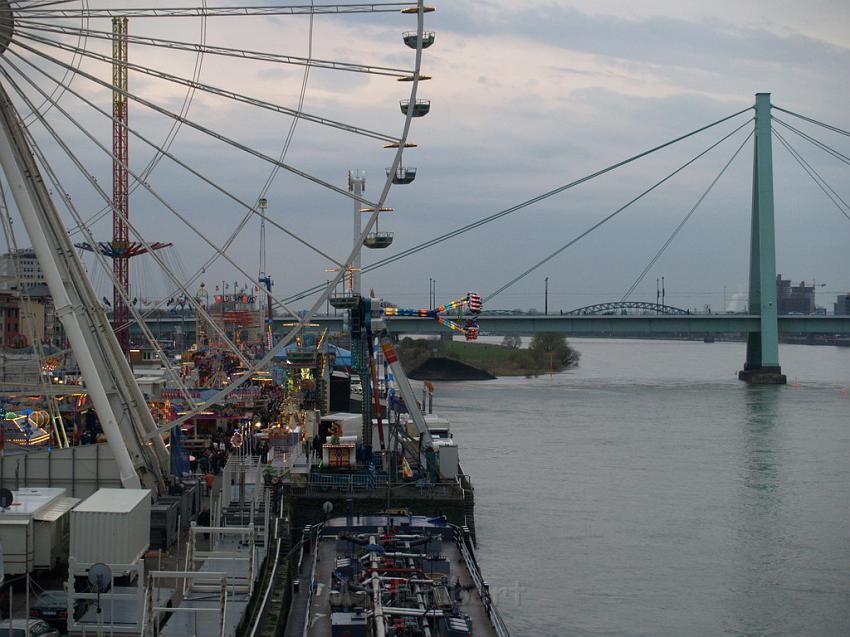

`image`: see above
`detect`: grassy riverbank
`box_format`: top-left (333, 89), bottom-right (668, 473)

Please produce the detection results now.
top-left (397, 334), bottom-right (580, 377)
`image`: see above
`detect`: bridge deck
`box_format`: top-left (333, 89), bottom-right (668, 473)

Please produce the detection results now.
top-left (137, 313), bottom-right (850, 338)
top-left (310, 314), bottom-right (850, 336)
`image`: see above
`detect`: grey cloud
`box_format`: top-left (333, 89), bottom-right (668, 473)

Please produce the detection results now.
top-left (437, 4), bottom-right (850, 75)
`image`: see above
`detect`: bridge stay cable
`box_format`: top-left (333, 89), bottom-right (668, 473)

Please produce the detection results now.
top-left (772, 117), bottom-right (850, 168)
top-left (283, 107), bottom-right (755, 303)
top-left (772, 105), bottom-right (850, 139)
top-left (772, 128), bottom-right (850, 222)
top-left (620, 129), bottom-right (754, 302)
top-left (483, 119), bottom-right (754, 303)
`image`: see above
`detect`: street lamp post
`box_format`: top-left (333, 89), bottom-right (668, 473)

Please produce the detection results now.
top-left (544, 277), bottom-right (549, 315)
top-left (656, 278), bottom-right (660, 314)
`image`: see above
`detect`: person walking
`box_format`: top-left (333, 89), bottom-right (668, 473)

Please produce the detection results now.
top-left (312, 434), bottom-right (323, 463)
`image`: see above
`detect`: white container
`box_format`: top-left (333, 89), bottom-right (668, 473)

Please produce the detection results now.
top-left (433, 439), bottom-right (459, 480)
top-left (34, 495), bottom-right (79, 569)
top-left (0, 488), bottom-right (68, 575)
top-left (70, 488), bottom-right (151, 567)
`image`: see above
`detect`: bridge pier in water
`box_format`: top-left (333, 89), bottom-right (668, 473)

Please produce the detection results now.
top-left (739, 92), bottom-right (786, 385)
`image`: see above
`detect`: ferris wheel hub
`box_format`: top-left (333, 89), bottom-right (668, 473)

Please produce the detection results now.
top-left (0, 0), bottom-right (11, 55)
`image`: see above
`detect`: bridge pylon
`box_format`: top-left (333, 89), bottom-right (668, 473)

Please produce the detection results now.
top-left (739, 93), bottom-right (786, 384)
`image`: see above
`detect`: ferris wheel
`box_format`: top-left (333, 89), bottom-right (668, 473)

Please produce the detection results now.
top-left (0, 0), bottom-right (435, 488)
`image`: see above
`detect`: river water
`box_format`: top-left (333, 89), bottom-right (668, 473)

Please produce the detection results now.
top-left (433, 338), bottom-right (850, 636)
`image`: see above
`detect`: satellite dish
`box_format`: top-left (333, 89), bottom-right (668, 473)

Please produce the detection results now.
top-left (0, 488), bottom-right (13, 510)
top-left (88, 563), bottom-right (112, 594)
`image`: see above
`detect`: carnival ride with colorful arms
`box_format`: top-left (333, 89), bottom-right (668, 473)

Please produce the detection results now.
top-left (383, 292), bottom-right (482, 340)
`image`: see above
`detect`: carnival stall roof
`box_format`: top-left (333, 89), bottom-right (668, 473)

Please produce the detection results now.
top-left (273, 343), bottom-right (351, 367)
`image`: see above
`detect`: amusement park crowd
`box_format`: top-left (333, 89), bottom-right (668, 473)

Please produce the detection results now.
top-left (188, 436), bottom-right (231, 476)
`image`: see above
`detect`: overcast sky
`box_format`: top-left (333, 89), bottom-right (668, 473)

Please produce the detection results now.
top-left (6, 0), bottom-right (850, 315)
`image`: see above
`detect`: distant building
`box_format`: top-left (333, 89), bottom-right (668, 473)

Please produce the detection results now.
top-left (0, 292), bottom-right (19, 347)
top-left (0, 250), bottom-right (62, 346)
top-left (0, 248), bottom-right (46, 290)
top-left (835, 294), bottom-right (850, 316)
top-left (0, 292), bottom-right (46, 348)
top-left (776, 274), bottom-right (816, 314)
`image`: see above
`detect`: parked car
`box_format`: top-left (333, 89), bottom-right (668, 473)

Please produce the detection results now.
top-left (0, 619), bottom-right (59, 637)
top-left (30, 590), bottom-right (85, 632)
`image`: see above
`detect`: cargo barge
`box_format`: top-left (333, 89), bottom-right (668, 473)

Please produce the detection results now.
top-left (285, 513), bottom-right (510, 636)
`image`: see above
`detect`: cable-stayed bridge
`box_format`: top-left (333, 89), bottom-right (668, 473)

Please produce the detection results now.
top-left (127, 91), bottom-right (850, 387)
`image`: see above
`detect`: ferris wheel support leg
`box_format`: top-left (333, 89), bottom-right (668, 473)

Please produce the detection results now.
top-left (0, 83), bottom-right (153, 490)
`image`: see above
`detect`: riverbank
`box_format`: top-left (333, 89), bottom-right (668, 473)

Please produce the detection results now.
top-left (398, 336), bottom-right (580, 378)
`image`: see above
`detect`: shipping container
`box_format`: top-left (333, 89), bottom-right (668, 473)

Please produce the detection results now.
top-left (0, 488), bottom-right (68, 575)
top-left (70, 488), bottom-right (151, 567)
top-left (33, 495), bottom-right (79, 569)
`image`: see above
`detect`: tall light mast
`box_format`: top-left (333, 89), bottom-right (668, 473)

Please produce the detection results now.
top-left (257, 198), bottom-right (274, 350)
top-left (349, 170), bottom-right (365, 296)
top-left (112, 16), bottom-right (130, 354)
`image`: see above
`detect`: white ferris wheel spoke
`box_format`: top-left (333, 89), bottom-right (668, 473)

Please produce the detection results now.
top-left (0, 62), bottom-right (257, 370)
top-left (16, 19), bottom-right (415, 78)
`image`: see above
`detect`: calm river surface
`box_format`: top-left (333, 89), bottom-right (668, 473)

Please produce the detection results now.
top-left (434, 338), bottom-right (850, 636)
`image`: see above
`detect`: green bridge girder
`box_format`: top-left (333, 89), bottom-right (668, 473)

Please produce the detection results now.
top-left (131, 314), bottom-right (850, 341)
top-left (302, 314), bottom-right (850, 336)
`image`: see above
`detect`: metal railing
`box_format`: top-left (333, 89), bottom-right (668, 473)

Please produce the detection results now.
top-left (222, 453), bottom-right (263, 509)
top-left (295, 471), bottom-right (463, 499)
top-left (453, 525), bottom-right (512, 637)
top-left (244, 520), bottom-right (324, 637)
top-left (185, 523), bottom-right (256, 595)
top-left (246, 535), bottom-right (281, 637)
top-left (142, 570), bottom-right (229, 637)
top-left (300, 524), bottom-right (324, 637)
